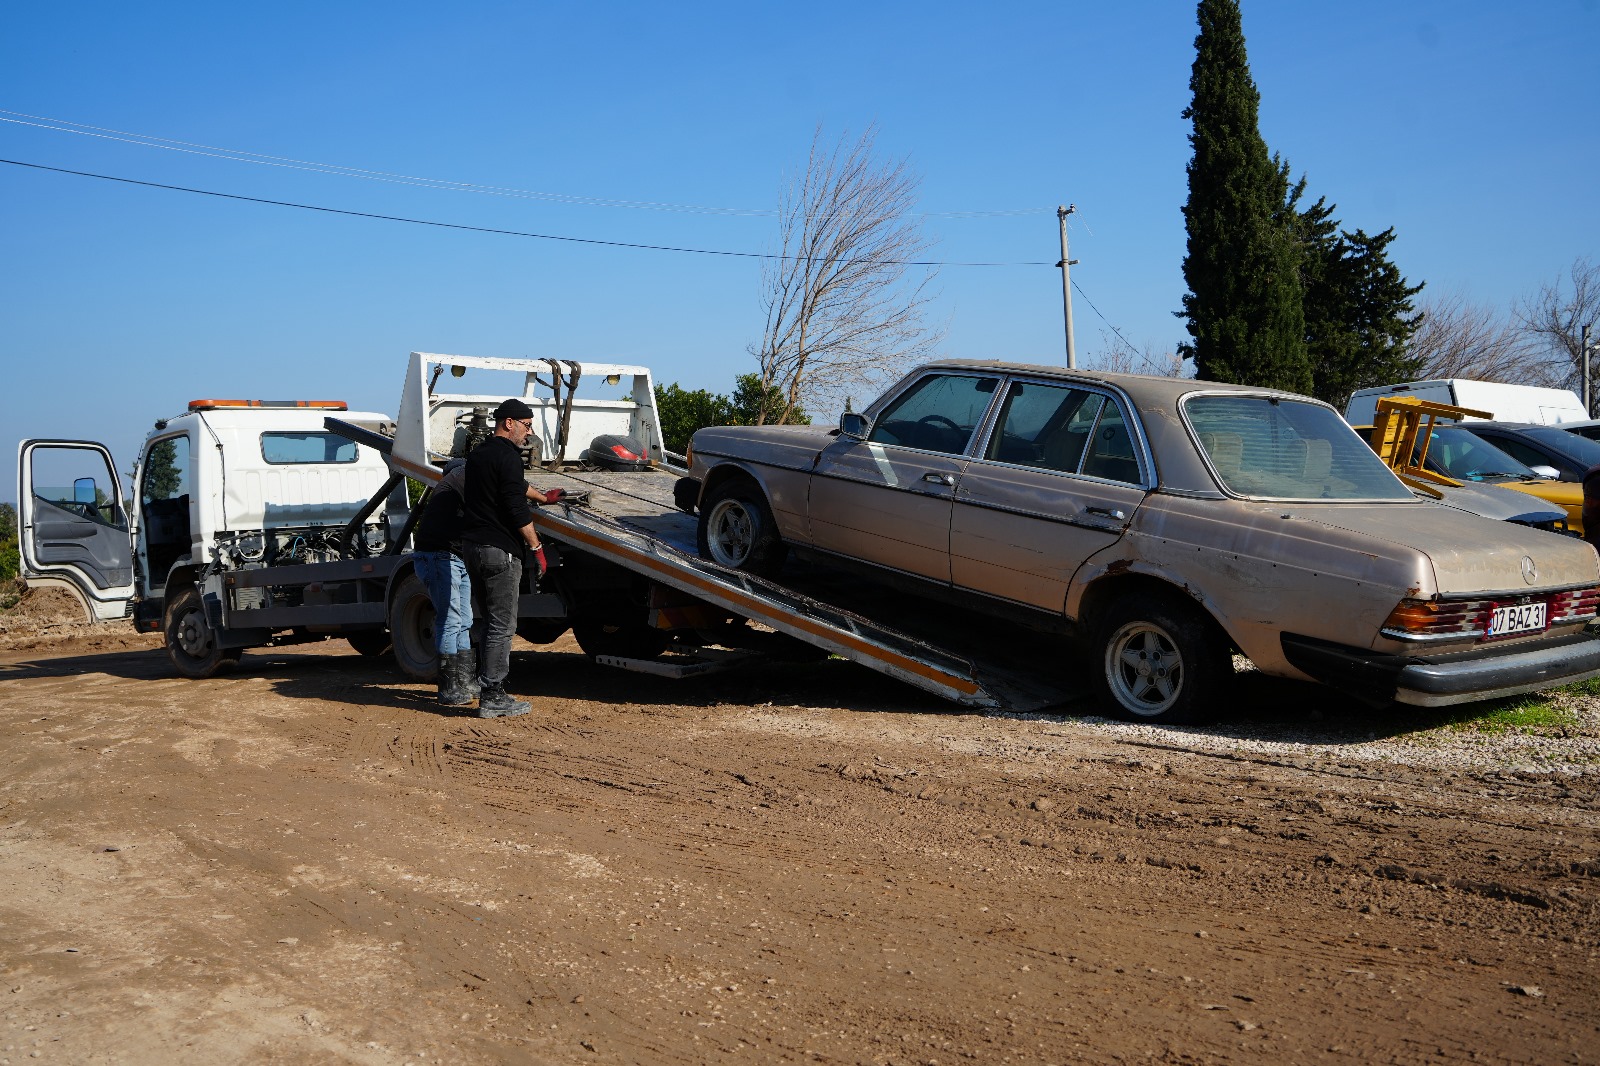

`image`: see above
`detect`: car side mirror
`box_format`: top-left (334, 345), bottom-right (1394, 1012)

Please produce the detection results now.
top-left (839, 412), bottom-right (871, 440)
top-left (1529, 464), bottom-right (1561, 480)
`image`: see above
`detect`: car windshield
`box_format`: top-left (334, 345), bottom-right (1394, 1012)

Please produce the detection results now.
top-left (1185, 395), bottom-right (1412, 500)
top-left (1422, 427), bottom-right (1539, 481)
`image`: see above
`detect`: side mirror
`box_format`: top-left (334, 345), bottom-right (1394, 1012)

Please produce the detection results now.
top-left (839, 412), bottom-right (871, 440)
top-left (74, 477), bottom-right (98, 506)
top-left (1530, 464), bottom-right (1561, 480)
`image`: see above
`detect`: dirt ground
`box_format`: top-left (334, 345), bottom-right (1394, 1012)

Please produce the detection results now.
top-left (2, 590), bottom-right (1598, 1064)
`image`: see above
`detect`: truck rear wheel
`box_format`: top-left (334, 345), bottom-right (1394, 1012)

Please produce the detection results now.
top-left (572, 620), bottom-right (669, 661)
top-left (388, 572), bottom-right (439, 681)
top-left (164, 586), bottom-right (239, 679)
top-left (345, 630), bottom-right (391, 657)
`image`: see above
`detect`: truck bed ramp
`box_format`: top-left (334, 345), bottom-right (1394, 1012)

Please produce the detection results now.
top-left (536, 496), bottom-right (998, 708)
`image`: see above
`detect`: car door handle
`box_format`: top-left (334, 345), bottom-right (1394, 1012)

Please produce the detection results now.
top-left (1086, 506), bottom-right (1127, 521)
top-left (921, 472), bottom-right (955, 487)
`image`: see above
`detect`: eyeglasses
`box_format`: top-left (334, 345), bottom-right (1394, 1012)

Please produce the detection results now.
top-left (514, 419), bottom-right (534, 430)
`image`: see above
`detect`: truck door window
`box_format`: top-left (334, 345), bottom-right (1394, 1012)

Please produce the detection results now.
top-left (141, 435), bottom-right (193, 584)
top-left (261, 432), bottom-right (358, 464)
top-left (32, 448), bottom-right (126, 529)
top-left (868, 374), bottom-right (999, 456)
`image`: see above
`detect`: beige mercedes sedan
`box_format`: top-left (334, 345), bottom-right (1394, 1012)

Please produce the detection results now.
top-left (682, 361), bottom-right (1600, 723)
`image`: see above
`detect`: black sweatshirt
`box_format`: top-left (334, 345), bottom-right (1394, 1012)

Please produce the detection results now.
top-left (459, 435), bottom-right (535, 557)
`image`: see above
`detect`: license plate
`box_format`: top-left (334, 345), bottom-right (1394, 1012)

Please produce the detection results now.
top-left (1486, 601), bottom-right (1547, 639)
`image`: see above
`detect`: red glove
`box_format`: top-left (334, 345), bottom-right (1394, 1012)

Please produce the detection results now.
top-left (534, 545), bottom-right (548, 577)
top-left (539, 487), bottom-right (566, 504)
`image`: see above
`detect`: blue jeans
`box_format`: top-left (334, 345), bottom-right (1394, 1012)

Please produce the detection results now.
top-left (462, 542), bottom-right (522, 688)
top-left (413, 550), bottom-right (473, 655)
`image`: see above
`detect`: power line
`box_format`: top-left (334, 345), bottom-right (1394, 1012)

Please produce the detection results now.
top-left (0, 109), bottom-right (1050, 220)
top-left (0, 157), bottom-right (1057, 268)
top-left (1071, 278), bottom-right (1137, 351)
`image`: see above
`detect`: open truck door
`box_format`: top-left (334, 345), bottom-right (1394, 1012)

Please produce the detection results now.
top-left (17, 439), bottom-right (136, 621)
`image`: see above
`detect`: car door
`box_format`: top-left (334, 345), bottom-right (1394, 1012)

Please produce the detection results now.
top-left (18, 439), bottom-right (136, 620)
top-left (808, 371), bottom-right (1002, 584)
top-left (950, 380), bottom-right (1149, 612)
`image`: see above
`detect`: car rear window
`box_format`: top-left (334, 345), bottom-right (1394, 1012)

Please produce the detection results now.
top-left (1184, 395), bottom-right (1412, 500)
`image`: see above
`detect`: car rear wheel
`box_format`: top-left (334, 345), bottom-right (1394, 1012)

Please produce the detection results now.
top-left (696, 480), bottom-right (787, 577)
top-left (1090, 594), bottom-right (1227, 724)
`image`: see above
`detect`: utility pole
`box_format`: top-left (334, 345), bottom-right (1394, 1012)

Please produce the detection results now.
top-left (1056, 205), bottom-right (1078, 368)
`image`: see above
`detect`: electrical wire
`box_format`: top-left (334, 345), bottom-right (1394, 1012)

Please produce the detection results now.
top-left (0, 157), bottom-right (1057, 268)
top-left (0, 109), bottom-right (1050, 219)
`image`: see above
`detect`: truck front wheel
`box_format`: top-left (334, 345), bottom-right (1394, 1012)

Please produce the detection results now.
top-left (164, 586), bottom-right (239, 679)
top-left (388, 572), bottom-right (439, 682)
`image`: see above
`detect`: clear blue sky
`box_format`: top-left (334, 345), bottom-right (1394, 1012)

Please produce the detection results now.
top-left (3, 0), bottom-right (1596, 505)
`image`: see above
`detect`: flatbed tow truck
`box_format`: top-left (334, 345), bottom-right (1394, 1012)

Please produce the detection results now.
top-left (20, 353), bottom-right (1078, 712)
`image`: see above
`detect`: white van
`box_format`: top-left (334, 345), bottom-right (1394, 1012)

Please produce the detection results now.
top-left (1344, 379), bottom-right (1587, 426)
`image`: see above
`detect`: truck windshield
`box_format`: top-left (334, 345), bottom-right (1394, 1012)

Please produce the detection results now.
top-left (1184, 395), bottom-right (1413, 501)
top-left (261, 432), bottom-right (358, 464)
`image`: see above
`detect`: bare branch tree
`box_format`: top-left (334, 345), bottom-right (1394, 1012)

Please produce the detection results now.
top-left (1518, 258), bottom-right (1600, 412)
top-left (1084, 332), bottom-right (1187, 378)
top-left (1410, 290), bottom-right (1563, 386)
top-left (752, 125), bottom-right (941, 424)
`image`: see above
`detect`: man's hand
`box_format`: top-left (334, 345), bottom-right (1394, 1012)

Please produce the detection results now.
top-left (534, 544), bottom-right (548, 577)
top-left (538, 487), bottom-right (566, 505)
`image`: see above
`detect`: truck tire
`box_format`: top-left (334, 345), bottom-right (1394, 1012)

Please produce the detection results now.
top-left (345, 630), bottom-right (392, 657)
top-left (516, 620), bottom-right (570, 645)
top-left (388, 572), bottom-right (439, 682)
top-left (164, 586), bottom-right (239, 679)
top-left (1089, 593), bottom-right (1228, 725)
top-left (572, 620), bottom-right (669, 661)
top-left (696, 480), bottom-right (786, 577)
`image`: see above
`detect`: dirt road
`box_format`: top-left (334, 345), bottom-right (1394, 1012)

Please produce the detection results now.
top-left (2, 624), bottom-right (1597, 1064)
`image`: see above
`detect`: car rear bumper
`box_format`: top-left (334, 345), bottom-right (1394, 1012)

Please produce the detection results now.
top-left (1281, 631), bottom-right (1600, 707)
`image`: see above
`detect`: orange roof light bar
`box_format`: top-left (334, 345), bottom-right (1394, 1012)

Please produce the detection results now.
top-left (187, 399), bottom-right (348, 411)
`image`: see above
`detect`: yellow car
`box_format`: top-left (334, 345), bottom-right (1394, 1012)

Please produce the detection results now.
top-left (1416, 425), bottom-right (1584, 535)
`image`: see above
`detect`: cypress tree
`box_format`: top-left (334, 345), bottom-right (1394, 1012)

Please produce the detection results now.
top-left (1288, 181), bottom-right (1424, 409)
top-left (1179, 0), bottom-right (1310, 392)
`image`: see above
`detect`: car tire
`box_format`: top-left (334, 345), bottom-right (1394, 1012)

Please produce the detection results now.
top-left (572, 620), bottom-right (670, 661)
top-left (388, 572), bottom-right (439, 682)
top-left (696, 480), bottom-right (787, 577)
top-left (1090, 593), bottom-right (1228, 724)
top-left (164, 586), bottom-right (239, 679)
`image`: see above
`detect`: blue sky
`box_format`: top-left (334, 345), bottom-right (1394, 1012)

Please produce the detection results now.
top-left (3, 1), bottom-right (1596, 505)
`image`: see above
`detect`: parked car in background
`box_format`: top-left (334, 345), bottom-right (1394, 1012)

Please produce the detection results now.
top-left (1411, 424), bottom-right (1585, 535)
top-left (1345, 380), bottom-right (1587, 426)
top-left (683, 362), bottom-right (1600, 723)
top-left (1460, 422), bottom-right (1600, 483)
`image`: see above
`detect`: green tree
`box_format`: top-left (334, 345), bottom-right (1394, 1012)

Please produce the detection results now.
top-left (142, 439), bottom-right (182, 501)
top-left (1289, 179), bottom-right (1424, 409)
top-left (0, 502), bottom-right (19, 585)
top-left (654, 375), bottom-right (809, 455)
top-left (1179, 0), bottom-right (1310, 392)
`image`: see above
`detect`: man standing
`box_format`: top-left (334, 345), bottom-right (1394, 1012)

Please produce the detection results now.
top-left (460, 398), bottom-right (561, 718)
top-left (412, 458), bottom-right (477, 708)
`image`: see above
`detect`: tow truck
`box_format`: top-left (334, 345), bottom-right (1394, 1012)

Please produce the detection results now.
top-left (18, 353), bottom-right (1076, 712)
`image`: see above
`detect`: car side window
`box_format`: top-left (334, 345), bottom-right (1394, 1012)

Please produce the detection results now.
top-left (1079, 401), bottom-right (1142, 483)
top-left (1486, 435), bottom-right (1550, 471)
top-left (868, 374), bottom-right (999, 456)
top-left (985, 382), bottom-right (1105, 474)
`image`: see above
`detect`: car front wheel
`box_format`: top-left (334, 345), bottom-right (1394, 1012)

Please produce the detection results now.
top-left (696, 480), bottom-right (787, 577)
top-left (1090, 594), bottom-right (1227, 724)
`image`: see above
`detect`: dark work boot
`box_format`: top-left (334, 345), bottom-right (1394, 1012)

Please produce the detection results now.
top-left (458, 647), bottom-right (482, 701)
top-left (437, 654), bottom-right (473, 708)
top-left (476, 683), bottom-right (530, 719)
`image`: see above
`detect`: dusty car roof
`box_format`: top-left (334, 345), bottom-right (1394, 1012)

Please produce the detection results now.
top-left (914, 360), bottom-right (1324, 495)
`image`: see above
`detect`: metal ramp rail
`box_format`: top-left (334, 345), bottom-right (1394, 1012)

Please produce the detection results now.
top-left (533, 500), bottom-right (997, 708)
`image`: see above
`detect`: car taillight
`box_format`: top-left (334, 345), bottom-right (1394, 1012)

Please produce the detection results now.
top-left (1548, 586), bottom-right (1600, 625)
top-left (1381, 598), bottom-right (1493, 642)
top-left (1381, 586), bottom-right (1600, 642)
